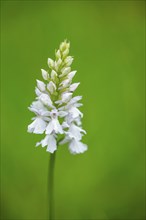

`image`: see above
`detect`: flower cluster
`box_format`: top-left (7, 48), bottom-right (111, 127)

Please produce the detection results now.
top-left (27, 40), bottom-right (88, 154)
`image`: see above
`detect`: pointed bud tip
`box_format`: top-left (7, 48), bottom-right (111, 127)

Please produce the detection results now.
top-left (41, 69), bottom-right (49, 80)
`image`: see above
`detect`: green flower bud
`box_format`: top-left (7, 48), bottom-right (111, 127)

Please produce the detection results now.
top-left (47, 58), bottom-right (54, 69)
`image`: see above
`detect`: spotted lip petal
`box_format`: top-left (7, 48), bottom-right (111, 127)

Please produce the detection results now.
top-left (36, 134), bottom-right (57, 153)
top-left (27, 117), bottom-right (47, 134)
top-left (67, 123), bottom-right (86, 141)
top-left (69, 138), bottom-right (88, 154)
top-left (45, 118), bottom-right (63, 134)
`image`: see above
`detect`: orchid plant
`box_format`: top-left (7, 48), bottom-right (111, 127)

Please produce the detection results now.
top-left (27, 40), bottom-right (88, 219)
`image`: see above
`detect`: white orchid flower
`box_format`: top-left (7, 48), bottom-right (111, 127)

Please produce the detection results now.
top-left (27, 40), bottom-right (88, 154)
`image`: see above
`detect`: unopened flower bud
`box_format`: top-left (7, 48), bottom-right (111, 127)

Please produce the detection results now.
top-left (36, 80), bottom-right (46, 92)
top-left (60, 42), bottom-right (66, 51)
top-left (68, 71), bottom-right (77, 80)
top-left (47, 81), bottom-right (56, 94)
top-left (59, 67), bottom-right (71, 77)
top-left (51, 70), bottom-right (58, 81)
top-left (39, 93), bottom-right (52, 107)
top-left (69, 82), bottom-right (80, 92)
top-left (47, 58), bottom-right (54, 69)
top-left (65, 56), bottom-right (74, 66)
top-left (55, 58), bottom-right (62, 71)
top-left (55, 49), bottom-right (61, 59)
top-left (60, 41), bottom-right (70, 52)
top-left (41, 69), bottom-right (49, 80)
top-left (62, 48), bottom-right (69, 58)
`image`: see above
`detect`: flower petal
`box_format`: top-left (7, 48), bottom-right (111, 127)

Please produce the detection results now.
top-left (28, 118), bottom-right (47, 134)
top-left (59, 136), bottom-right (70, 145)
top-left (58, 111), bottom-right (68, 118)
top-left (68, 123), bottom-right (86, 140)
top-left (36, 135), bottom-right (57, 153)
top-left (35, 87), bottom-right (42, 96)
top-left (46, 135), bottom-right (57, 153)
top-left (69, 106), bottom-right (83, 118)
top-left (69, 96), bottom-right (82, 105)
top-left (61, 92), bottom-right (72, 103)
top-left (69, 139), bottom-right (88, 154)
top-left (54, 119), bottom-right (63, 134)
top-left (45, 120), bottom-right (54, 134)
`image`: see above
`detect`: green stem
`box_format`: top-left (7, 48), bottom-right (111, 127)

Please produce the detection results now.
top-left (48, 151), bottom-right (56, 220)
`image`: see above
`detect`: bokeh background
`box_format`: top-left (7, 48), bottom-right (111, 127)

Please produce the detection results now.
top-left (1, 1), bottom-right (145, 219)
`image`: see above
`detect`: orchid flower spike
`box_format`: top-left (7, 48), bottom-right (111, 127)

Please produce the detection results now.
top-left (27, 40), bottom-right (88, 154)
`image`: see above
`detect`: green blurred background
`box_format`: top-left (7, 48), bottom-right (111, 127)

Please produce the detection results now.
top-left (1, 1), bottom-right (145, 219)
